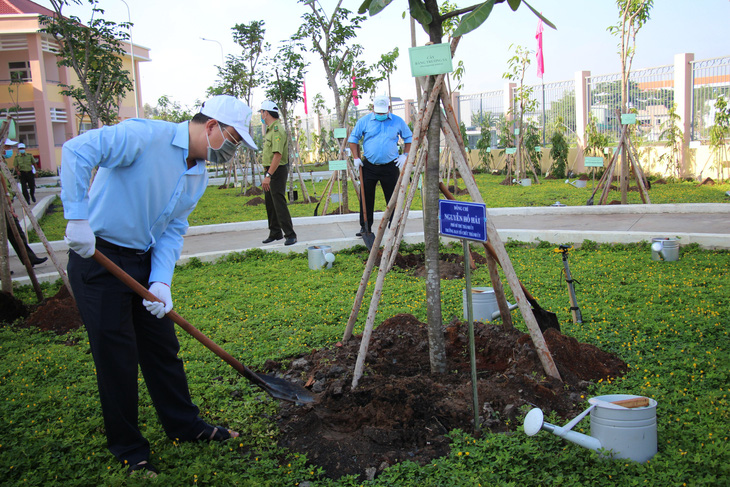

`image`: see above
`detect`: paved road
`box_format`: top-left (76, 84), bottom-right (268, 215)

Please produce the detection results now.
top-left (6, 176), bottom-right (730, 286)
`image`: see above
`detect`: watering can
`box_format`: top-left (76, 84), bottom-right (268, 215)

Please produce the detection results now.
top-left (523, 394), bottom-right (657, 463)
top-left (565, 179), bottom-right (587, 188)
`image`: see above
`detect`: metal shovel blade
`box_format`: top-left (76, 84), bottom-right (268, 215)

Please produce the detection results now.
top-left (92, 250), bottom-right (316, 404)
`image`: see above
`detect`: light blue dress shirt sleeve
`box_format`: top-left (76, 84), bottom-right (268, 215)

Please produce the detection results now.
top-left (60, 119), bottom-right (208, 286)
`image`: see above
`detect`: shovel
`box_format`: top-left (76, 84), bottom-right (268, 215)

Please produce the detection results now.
top-left (92, 250), bottom-right (315, 404)
top-left (358, 166), bottom-right (375, 250)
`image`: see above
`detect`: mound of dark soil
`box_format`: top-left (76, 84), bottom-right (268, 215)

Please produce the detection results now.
top-left (381, 250), bottom-right (488, 280)
top-left (701, 177), bottom-right (715, 186)
top-left (21, 285), bottom-right (83, 334)
top-left (245, 197), bottom-right (265, 206)
top-left (243, 187), bottom-right (264, 196)
top-left (275, 313), bottom-right (627, 480)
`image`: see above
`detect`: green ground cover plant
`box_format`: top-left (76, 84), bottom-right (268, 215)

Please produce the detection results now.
top-left (28, 174), bottom-right (730, 242)
top-left (2, 242), bottom-right (728, 485)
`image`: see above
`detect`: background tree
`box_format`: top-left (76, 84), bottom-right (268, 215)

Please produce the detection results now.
top-left (295, 0), bottom-right (386, 210)
top-left (549, 117), bottom-right (569, 179)
top-left (144, 95), bottom-right (195, 123)
top-left (659, 102), bottom-right (682, 179)
top-left (376, 48), bottom-right (400, 101)
top-left (503, 44), bottom-right (539, 181)
top-left (263, 40), bottom-right (309, 199)
top-left (359, 0), bottom-right (553, 374)
top-left (40, 0), bottom-right (133, 130)
top-left (607, 0), bottom-right (653, 203)
top-left (708, 95), bottom-right (730, 180)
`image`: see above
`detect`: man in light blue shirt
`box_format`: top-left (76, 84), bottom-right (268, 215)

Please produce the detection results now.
top-left (349, 95), bottom-right (412, 235)
top-left (61, 95), bottom-right (256, 477)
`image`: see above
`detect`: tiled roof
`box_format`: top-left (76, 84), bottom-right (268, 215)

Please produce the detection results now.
top-left (0, 0), bottom-right (55, 16)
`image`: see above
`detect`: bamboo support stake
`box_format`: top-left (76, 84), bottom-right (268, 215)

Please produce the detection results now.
top-left (443, 133), bottom-right (561, 381)
top-left (3, 205), bottom-right (42, 301)
top-left (386, 146), bottom-right (428, 272)
top-left (0, 161), bottom-right (73, 298)
top-left (341, 167), bottom-right (406, 342)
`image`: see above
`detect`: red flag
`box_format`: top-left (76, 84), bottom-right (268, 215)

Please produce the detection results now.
top-left (303, 79), bottom-right (308, 115)
top-left (536, 18), bottom-right (544, 78)
top-left (351, 74), bottom-right (359, 107)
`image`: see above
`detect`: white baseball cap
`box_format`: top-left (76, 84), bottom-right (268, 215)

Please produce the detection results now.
top-left (260, 100), bottom-right (279, 114)
top-left (4, 139), bottom-right (18, 146)
top-left (373, 96), bottom-right (390, 114)
top-left (18, 143), bottom-right (25, 149)
top-left (200, 95), bottom-right (257, 150)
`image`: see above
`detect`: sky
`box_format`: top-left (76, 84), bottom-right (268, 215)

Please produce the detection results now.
top-left (33, 0), bottom-right (730, 118)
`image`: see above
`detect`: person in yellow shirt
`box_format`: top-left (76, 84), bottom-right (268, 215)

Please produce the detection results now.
top-left (13, 143), bottom-right (37, 203)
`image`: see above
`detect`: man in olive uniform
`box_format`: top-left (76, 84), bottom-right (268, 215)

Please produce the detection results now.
top-left (14, 143), bottom-right (37, 203)
top-left (260, 100), bottom-right (296, 246)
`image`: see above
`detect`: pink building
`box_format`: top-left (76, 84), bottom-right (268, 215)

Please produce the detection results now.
top-left (0, 0), bottom-right (149, 172)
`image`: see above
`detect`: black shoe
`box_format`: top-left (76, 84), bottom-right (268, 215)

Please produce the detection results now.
top-left (262, 235), bottom-right (283, 244)
top-left (31, 257), bottom-right (47, 267)
top-left (31, 196), bottom-right (36, 203)
top-left (356, 227), bottom-right (365, 237)
top-left (284, 237), bottom-right (297, 246)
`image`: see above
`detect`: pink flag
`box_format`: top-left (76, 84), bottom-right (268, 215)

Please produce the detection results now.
top-left (351, 74), bottom-right (359, 107)
top-left (303, 79), bottom-right (308, 115)
top-left (536, 18), bottom-right (544, 78)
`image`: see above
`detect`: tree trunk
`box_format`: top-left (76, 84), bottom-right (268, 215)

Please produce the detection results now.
top-left (424, 76), bottom-right (446, 374)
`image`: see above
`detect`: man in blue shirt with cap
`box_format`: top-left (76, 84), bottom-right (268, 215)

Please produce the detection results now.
top-left (61, 95), bottom-right (256, 477)
top-left (349, 95), bottom-right (412, 236)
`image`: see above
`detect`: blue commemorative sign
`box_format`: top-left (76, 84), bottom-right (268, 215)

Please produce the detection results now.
top-left (439, 200), bottom-right (488, 242)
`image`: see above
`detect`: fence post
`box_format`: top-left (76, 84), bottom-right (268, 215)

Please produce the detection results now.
top-left (674, 53), bottom-right (694, 177)
top-left (574, 70), bottom-right (591, 171)
top-left (503, 82), bottom-right (516, 122)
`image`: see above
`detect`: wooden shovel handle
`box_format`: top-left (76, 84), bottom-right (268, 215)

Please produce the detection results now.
top-left (611, 397), bottom-right (650, 408)
top-left (91, 250), bottom-right (265, 386)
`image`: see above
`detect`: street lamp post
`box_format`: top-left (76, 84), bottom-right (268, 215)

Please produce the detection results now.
top-left (119, 0), bottom-right (139, 118)
top-left (200, 37), bottom-right (225, 65)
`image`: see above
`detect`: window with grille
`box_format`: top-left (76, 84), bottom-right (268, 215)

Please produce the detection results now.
top-left (9, 61), bottom-right (31, 82)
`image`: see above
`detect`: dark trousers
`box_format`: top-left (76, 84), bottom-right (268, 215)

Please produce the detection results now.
top-left (68, 243), bottom-right (204, 465)
top-left (359, 158), bottom-right (399, 232)
top-left (6, 215), bottom-right (41, 263)
top-left (263, 164), bottom-right (296, 239)
top-left (19, 171), bottom-right (35, 203)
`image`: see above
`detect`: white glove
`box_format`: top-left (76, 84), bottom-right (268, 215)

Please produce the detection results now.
top-left (396, 153), bottom-right (408, 168)
top-left (64, 220), bottom-right (96, 258)
top-left (143, 282), bottom-right (173, 319)
top-left (353, 158), bottom-right (363, 170)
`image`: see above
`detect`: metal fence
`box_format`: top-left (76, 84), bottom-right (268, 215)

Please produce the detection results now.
top-left (455, 90), bottom-right (504, 149)
top-left (520, 79), bottom-right (577, 145)
top-left (691, 56), bottom-right (730, 141)
top-left (586, 65), bottom-right (674, 143)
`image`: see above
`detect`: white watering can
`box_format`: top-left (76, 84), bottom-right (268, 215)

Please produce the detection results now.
top-left (565, 179), bottom-right (587, 188)
top-left (523, 394), bottom-right (657, 463)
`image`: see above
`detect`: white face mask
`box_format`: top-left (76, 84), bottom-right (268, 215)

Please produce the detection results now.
top-left (206, 123), bottom-right (238, 164)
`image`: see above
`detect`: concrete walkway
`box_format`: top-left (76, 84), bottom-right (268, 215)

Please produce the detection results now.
top-left (8, 194), bottom-right (729, 287)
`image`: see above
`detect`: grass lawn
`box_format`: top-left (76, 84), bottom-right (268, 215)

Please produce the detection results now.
top-left (1, 240), bottom-right (728, 485)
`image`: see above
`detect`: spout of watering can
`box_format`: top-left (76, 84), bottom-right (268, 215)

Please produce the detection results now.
top-left (523, 407), bottom-right (602, 452)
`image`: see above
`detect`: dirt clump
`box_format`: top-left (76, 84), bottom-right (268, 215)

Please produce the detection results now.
top-left (381, 251), bottom-right (488, 280)
top-left (245, 196), bottom-right (265, 206)
top-left (243, 187), bottom-right (264, 196)
top-left (275, 313), bottom-right (627, 481)
top-left (21, 285), bottom-right (83, 335)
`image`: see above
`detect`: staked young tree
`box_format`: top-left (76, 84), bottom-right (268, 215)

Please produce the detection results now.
top-left (608, 0), bottom-right (653, 203)
top-left (357, 0), bottom-right (553, 374)
top-left (40, 0), bottom-right (133, 130)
